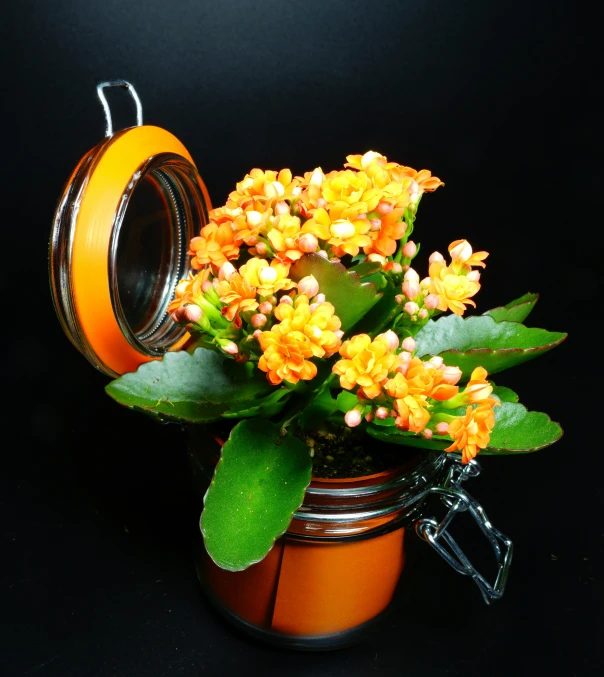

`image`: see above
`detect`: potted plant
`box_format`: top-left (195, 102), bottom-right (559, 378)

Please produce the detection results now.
top-left (97, 150), bottom-right (567, 648)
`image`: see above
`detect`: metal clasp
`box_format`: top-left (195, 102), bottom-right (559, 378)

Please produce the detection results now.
top-left (414, 456), bottom-right (513, 604)
top-left (96, 79), bottom-right (143, 138)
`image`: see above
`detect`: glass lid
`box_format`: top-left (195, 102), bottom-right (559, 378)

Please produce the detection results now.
top-left (49, 80), bottom-right (212, 377)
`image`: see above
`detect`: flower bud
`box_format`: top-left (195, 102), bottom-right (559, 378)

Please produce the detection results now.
top-left (174, 280), bottom-right (189, 297)
top-left (183, 304), bottom-right (203, 323)
top-left (378, 330), bottom-right (400, 351)
top-left (440, 365), bottom-right (462, 385)
top-left (404, 301), bottom-right (419, 316)
top-left (201, 280), bottom-right (214, 293)
top-left (316, 197), bottom-right (327, 208)
top-left (365, 412), bottom-right (375, 423)
top-left (274, 200), bottom-right (290, 215)
top-left (298, 275), bottom-right (319, 297)
top-left (449, 239), bottom-right (472, 263)
top-left (170, 307), bottom-right (187, 323)
top-left (222, 342), bottom-right (239, 355)
top-left (258, 301), bottom-right (273, 314)
top-left (467, 270), bottom-right (481, 282)
top-left (298, 232), bottom-right (319, 253)
top-left (400, 351), bottom-right (413, 364)
top-left (251, 313), bottom-right (267, 328)
top-left (424, 293), bottom-right (440, 309)
top-left (334, 330), bottom-right (344, 339)
top-left (376, 407), bottom-right (389, 420)
top-left (255, 242), bottom-right (268, 256)
top-left (246, 210), bottom-right (263, 227)
top-left (402, 279), bottom-right (421, 300)
top-left (429, 251), bottom-right (445, 264)
top-left (344, 410), bottom-right (362, 427)
top-left (258, 267), bottom-right (278, 284)
top-left (279, 295), bottom-right (293, 305)
top-left (403, 267), bottom-right (420, 283)
top-left (401, 337), bottom-right (416, 353)
top-left (435, 422), bottom-right (450, 436)
top-left (384, 261), bottom-right (403, 273)
top-left (402, 241), bottom-right (417, 258)
top-left (418, 308), bottom-right (428, 320)
top-left (309, 167), bottom-right (325, 186)
top-left (219, 261), bottom-right (237, 281)
top-left (428, 355), bottom-right (443, 368)
top-left (253, 329), bottom-right (262, 339)
top-left (356, 213), bottom-right (367, 220)
top-left (421, 429), bottom-right (433, 440)
top-left (395, 294), bottom-right (404, 305)
top-left (370, 218), bottom-right (382, 231)
top-left (376, 201), bottom-right (394, 215)
top-left (314, 293), bottom-right (326, 304)
top-left (317, 249), bottom-right (329, 259)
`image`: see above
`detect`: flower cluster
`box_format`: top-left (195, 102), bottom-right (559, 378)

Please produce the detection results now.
top-left (166, 150), bottom-right (501, 464)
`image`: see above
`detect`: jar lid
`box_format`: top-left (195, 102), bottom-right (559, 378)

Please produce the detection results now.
top-left (49, 80), bottom-right (212, 377)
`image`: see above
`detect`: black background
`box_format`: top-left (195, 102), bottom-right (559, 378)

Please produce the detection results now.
top-left (2, 1), bottom-right (602, 675)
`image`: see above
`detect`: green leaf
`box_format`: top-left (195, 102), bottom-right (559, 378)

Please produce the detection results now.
top-left (484, 292), bottom-right (539, 323)
top-left (366, 425), bottom-right (449, 450)
top-left (222, 387), bottom-right (291, 419)
top-left (348, 261), bottom-right (383, 278)
top-left (414, 314), bottom-right (567, 380)
top-left (336, 390), bottom-right (358, 413)
top-left (289, 253), bottom-right (382, 330)
top-left (105, 348), bottom-right (274, 423)
top-left (349, 278), bottom-right (399, 337)
top-left (298, 387), bottom-right (338, 431)
top-left (484, 402), bottom-right (563, 454)
top-left (492, 385), bottom-right (519, 403)
top-left (200, 420), bottom-right (312, 571)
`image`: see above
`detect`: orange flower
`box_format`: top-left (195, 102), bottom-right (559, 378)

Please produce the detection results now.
top-left (214, 273), bottom-right (258, 322)
top-left (189, 223), bottom-right (240, 272)
top-left (462, 366), bottom-right (494, 403)
top-left (365, 207), bottom-right (407, 257)
top-left (448, 239), bottom-right (489, 272)
top-left (232, 200), bottom-right (273, 246)
top-left (405, 357), bottom-right (460, 401)
top-left (332, 334), bottom-right (398, 399)
top-left (258, 326), bottom-right (317, 385)
top-left (445, 400), bottom-right (498, 464)
top-left (394, 395), bottom-right (431, 433)
top-left (428, 260), bottom-right (481, 316)
top-left (390, 165), bottom-right (444, 192)
top-left (168, 268), bottom-right (210, 312)
top-left (229, 168), bottom-right (300, 205)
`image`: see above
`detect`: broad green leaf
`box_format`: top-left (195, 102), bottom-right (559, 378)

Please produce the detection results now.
top-left (484, 292), bottom-right (539, 323)
top-left (349, 279), bottom-right (399, 337)
top-left (336, 390), bottom-right (358, 413)
top-left (348, 261), bottom-right (383, 278)
top-left (200, 420), bottom-right (312, 571)
top-left (492, 385), bottom-right (519, 403)
top-left (366, 425), bottom-right (449, 451)
top-left (289, 253), bottom-right (382, 330)
top-left (222, 388), bottom-right (291, 418)
top-left (483, 402), bottom-right (563, 454)
top-left (415, 314), bottom-right (567, 380)
top-left (298, 387), bottom-right (338, 431)
top-left (105, 348), bottom-right (274, 423)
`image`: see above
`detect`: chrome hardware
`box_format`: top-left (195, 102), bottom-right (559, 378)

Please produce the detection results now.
top-left (96, 79), bottom-right (143, 137)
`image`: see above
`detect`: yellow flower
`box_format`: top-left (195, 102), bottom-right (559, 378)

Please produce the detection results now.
top-left (274, 296), bottom-right (342, 358)
top-left (189, 223), bottom-right (240, 272)
top-left (394, 395), bottom-right (431, 433)
top-left (214, 273), bottom-right (258, 322)
top-left (448, 239), bottom-right (489, 272)
top-left (390, 165), bottom-right (444, 192)
top-left (428, 260), bottom-right (481, 316)
top-left (332, 334), bottom-right (398, 399)
top-left (462, 366), bottom-right (494, 403)
top-left (445, 400), bottom-right (498, 464)
top-left (239, 257), bottom-right (295, 297)
top-left (229, 168), bottom-right (300, 205)
top-left (258, 326), bottom-right (317, 385)
top-left (321, 170), bottom-right (372, 206)
top-left (232, 200), bottom-right (273, 246)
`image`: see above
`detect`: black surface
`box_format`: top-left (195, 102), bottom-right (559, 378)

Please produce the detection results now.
top-left (2, 1), bottom-right (601, 675)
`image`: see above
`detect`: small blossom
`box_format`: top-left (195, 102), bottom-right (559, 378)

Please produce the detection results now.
top-left (402, 278), bottom-right (421, 300)
top-left (404, 301), bottom-right (419, 316)
top-left (258, 301), bottom-right (273, 314)
top-left (435, 422), bottom-right (450, 436)
top-left (401, 337), bottom-right (416, 353)
top-left (298, 275), bottom-right (320, 297)
top-left (345, 410), bottom-right (362, 427)
top-left (251, 313), bottom-right (267, 328)
top-left (402, 241), bottom-right (417, 258)
top-left (376, 407), bottom-right (390, 420)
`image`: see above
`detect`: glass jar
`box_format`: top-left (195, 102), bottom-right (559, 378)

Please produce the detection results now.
top-left (187, 431), bottom-right (511, 650)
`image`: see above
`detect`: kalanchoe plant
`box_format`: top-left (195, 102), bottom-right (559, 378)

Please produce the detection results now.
top-left (105, 151), bottom-right (567, 572)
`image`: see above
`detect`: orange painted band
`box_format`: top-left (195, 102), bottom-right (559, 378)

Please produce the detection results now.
top-left (72, 126), bottom-right (198, 376)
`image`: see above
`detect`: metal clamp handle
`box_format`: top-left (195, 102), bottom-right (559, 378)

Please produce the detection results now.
top-left (96, 79), bottom-right (143, 138)
top-left (414, 457), bottom-right (513, 604)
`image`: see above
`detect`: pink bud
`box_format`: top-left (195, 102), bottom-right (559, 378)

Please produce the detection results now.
top-left (449, 239), bottom-right (472, 263)
top-left (247, 235), bottom-right (258, 246)
top-left (402, 279), bottom-right (421, 300)
top-left (253, 329), bottom-right (262, 339)
top-left (222, 342), bottom-right (239, 355)
top-left (435, 422), bottom-right (450, 436)
top-left (255, 242), bottom-right (268, 256)
top-left (428, 355), bottom-right (443, 368)
top-left (251, 313), bottom-right (267, 328)
top-left (170, 307), bottom-right (187, 323)
top-left (317, 250), bottom-right (329, 259)
top-left (298, 275), bottom-right (319, 297)
top-left (403, 268), bottom-right (420, 282)
top-left (376, 407), bottom-right (389, 420)
top-left (356, 213), bottom-right (367, 220)
top-left (400, 351), bottom-right (413, 363)
top-left (344, 410), bottom-right (362, 427)
top-left (421, 429), bottom-right (433, 440)
top-left (183, 304), bottom-right (203, 323)
top-left (201, 280), bottom-right (214, 293)
top-left (370, 218), bottom-right (382, 231)
top-left (376, 201), bottom-right (394, 214)
top-left (440, 365), bottom-right (462, 385)
top-left (279, 295), bottom-right (293, 305)
top-left (401, 337), bottom-right (416, 353)
top-left (309, 303), bottom-right (318, 313)
top-left (274, 200), bottom-right (290, 215)
top-left (402, 241), bottom-right (417, 258)
top-left (365, 412), bottom-right (375, 422)
top-left (429, 251), bottom-right (445, 264)
top-left (316, 197), bottom-right (327, 208)
top-left (378, 330), bottom-right (399, 351)
top-left (418, 309), bottom-right (428, 320)
top-left (420, 277), bottom-right (431, 289)
top-left (258, 301), bottom-right (272, 314)
top-left (334, 330), bottom-right (344, 339)
top-left (384, 261), bottom-right (403, 273)
top-left (395, 294), bottom-right (404, 305)
top-left (219, 261), bottom-right (236, 281)
top-left (467, 270), bottom-right (481, 282)
top-left (424, 294), bottom-right (440, 309)
top-left (298, 232), bottom-right (319, 253)
top-left (404, 301), bottom-right (419, 316)
top-left (314, 293), bottom-right (326, 304)
top-left (396, 363), bottom-right (409, 376)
